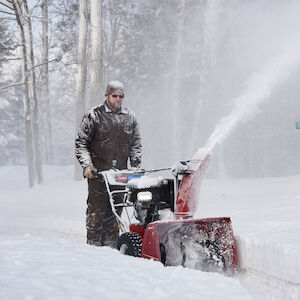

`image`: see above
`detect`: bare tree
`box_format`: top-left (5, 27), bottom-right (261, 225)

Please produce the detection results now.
top-left (90, 0), bottom-right (102, 106)
top-left (41, 0), bottom-right (53, 164)
top-left (23, 0), bottom-right (43, 184)
top-left (74, 0), bottom-right (88, 180)
top-left (191, 0), bottom-right (219, 142)
top-left (172, 0), bottom-right (186, 161)
top-left (11, 0), bottom-right (35, 187)
top-left (188, 1), bottom-right (222, 172)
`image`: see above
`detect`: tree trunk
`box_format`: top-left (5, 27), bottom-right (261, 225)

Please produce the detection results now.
top-left (172, 0), bottom-right (186, 162)
top-left (189, 0), bottom-right (219, 155)
top-left (12, 0), bottom-right (35, 187)
top-left (90, 0), bottom-right (102, 106)
top-left (74, 0), bottom-right (88, 180)
top-left (41, 0), bottom-right (53, 164)
top-left (23, 0), bottom-right (43, 184)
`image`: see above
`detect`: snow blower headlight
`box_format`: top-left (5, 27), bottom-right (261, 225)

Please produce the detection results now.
top-left (137, 191), bottom-right (152, 202)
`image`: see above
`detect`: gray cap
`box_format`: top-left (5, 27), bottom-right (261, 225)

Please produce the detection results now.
top-left (105, 81), bottom-right (124, 96)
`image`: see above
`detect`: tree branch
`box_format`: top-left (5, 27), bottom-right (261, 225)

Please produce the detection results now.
top-left (0, 81), bottom-right (23, 91)
top-left (0, 0), bottom-right (13, 11)
top-left (0, 40), bottom-right (19, 50)
top-left (0, 8), bottom-right (15, 15)
top-left (0, 57), bottom-right (21, 61)
top-left (29, 0), bottom-right (42, 16)
top-left (0, 15), bottom-right (15, 20)
top-left (27, 49), bottom-right (70, 72)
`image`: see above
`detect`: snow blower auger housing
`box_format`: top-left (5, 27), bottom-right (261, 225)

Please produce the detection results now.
top-left (93, 152), bottom-right (237, 275)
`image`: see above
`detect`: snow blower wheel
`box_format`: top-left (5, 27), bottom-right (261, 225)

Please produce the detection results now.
top-left (117, 232), bottom-right (142, 257)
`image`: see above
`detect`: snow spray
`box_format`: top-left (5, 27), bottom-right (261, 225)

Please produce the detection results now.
top-left (193, 47), bottom-right (300, 162)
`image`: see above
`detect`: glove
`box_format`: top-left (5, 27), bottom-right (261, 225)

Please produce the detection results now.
top-left (130, 157), bottom-right (141, 168)
top-left (83, 165), bottom-right (97, 179)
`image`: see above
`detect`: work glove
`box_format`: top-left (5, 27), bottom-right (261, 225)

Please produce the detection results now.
top-left (83, 165), bottom-right (97, 179)
top-left (130, 157), bottom-right (141, 168)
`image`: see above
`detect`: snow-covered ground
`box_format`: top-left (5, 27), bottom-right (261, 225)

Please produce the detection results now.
top-left (0, 166), bottom-right (299, 299)
top-left (198, 175), bottom-right (300, 299)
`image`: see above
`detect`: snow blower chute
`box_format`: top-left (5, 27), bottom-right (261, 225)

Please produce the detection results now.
top-left (93, 150), bottom-right (237, 275)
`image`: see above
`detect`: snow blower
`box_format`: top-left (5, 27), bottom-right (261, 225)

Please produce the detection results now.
top-left (93, 150), bottom-right (237, 275)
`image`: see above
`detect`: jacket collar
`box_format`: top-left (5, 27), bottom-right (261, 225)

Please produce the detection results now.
top-left (103, 101), bottom-right (127, 114)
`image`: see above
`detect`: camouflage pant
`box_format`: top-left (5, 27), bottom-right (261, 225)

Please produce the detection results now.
top-left (86, 179), bottom-right (122, 248)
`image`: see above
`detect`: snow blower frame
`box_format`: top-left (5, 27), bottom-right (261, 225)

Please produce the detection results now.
top-left (93, 153), bottom-right (237, 275)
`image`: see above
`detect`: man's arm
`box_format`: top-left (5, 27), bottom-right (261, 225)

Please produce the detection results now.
top-left (130, 115), bottom-right (142, 167)
top-left (75, 111), bottom-right (96, 171)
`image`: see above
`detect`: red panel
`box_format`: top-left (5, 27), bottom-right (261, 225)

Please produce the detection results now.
top-left (141, 223), bottom-right (161, 262)
top-left (176, 154), bottom-right (212, 218)
top-left (154, 217), bottom-right (237, 275)
top-left (129, 224), bottom-right (145, 239)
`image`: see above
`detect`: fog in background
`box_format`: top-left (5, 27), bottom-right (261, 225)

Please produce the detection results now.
top-left (132, 0), bottom-right (300, 177)
top-left (1, 0), bottom-right (300, 179)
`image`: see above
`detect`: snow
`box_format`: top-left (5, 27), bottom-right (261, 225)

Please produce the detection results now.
top-left (128, 176), bottom-right (167, 189)
top-left (194, 47), bottom-right (300, 161)
top-left (0, 165), bottom-right (299, 299)
top-left (0, 234), bottom-right (248, 300)
top-left (107, 80), bottom-right (124, 89)
top-left (197, 175), bottom-right (300, 298)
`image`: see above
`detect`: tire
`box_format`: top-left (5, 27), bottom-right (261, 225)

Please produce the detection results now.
top-left (117, 232), bottom-right (143, 257)
top-left (160, 244), bottom-right (166, 265)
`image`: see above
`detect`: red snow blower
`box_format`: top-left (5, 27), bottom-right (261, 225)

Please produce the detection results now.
top-left (93, 151), bottom-right (237, 275)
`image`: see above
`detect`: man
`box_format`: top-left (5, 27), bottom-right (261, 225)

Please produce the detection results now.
top-left (75, 81), bottom-right (142, 247)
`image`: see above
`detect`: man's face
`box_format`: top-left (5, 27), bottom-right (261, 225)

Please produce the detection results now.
top-left (106, 92), bottom-right (124, 112)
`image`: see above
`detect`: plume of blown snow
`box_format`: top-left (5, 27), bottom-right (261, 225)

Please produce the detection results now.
top-left (193, 46), bottom-right (300, 161)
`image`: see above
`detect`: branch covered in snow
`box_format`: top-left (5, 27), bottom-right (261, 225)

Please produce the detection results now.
top-left (0, 81), bottom-right (23, 91)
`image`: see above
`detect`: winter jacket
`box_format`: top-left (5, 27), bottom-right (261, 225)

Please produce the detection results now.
top-left (75, 101), bottom-right (142, 172)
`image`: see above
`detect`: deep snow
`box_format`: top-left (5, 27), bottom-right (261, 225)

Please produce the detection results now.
top-left (0, 166), bottom-right (299, 299)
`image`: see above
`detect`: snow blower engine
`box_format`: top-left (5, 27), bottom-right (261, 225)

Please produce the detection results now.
top-left (93, 152), bottom-right (237, 275)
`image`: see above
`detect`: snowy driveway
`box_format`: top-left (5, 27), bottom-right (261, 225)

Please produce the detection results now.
top-left (1, 166), bottom-right (300, 299)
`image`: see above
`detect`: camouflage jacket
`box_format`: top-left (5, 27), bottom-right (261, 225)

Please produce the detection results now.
top-left (75, 102), bottom-right (142, 172)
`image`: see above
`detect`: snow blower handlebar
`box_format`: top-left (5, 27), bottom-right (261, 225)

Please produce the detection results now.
top-left (92, 169), bottom-right (134, 232)
top-left (89, 156), bottom-right (204, 231)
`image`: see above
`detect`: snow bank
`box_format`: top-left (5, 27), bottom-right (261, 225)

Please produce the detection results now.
top-left (197, 175), bottom-right (300, 299)
top-left (236, 236), bottom-right (300, 284)
top-left (236, 236), bottom-right (300, 299)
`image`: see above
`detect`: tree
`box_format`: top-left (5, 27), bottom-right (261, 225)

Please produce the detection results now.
top-left (40, 0), bottom-right (53, 164)
top-left (11, 0), bottom-right (35, 187)
top-left (74, 0), bottom-right (88, 180)
top-left (90, 0), bottom-right (102, 105)
top-left (0, 0), bottom-right (46, 186)
top-left (23, 0), bottom-right (43, 184)
top-left (172, 0), bottom-right (186, 162)
top-left (0, 19), bottom-right (25, 166)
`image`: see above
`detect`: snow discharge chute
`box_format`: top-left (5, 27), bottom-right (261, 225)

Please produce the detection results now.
top-left (175, 150), bottom-right (212, 219)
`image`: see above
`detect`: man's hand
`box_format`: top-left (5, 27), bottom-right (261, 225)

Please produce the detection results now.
top-left (130, 157), bottom-right (141, 168)
top-left (84, 165), bottom-right (97, 179)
